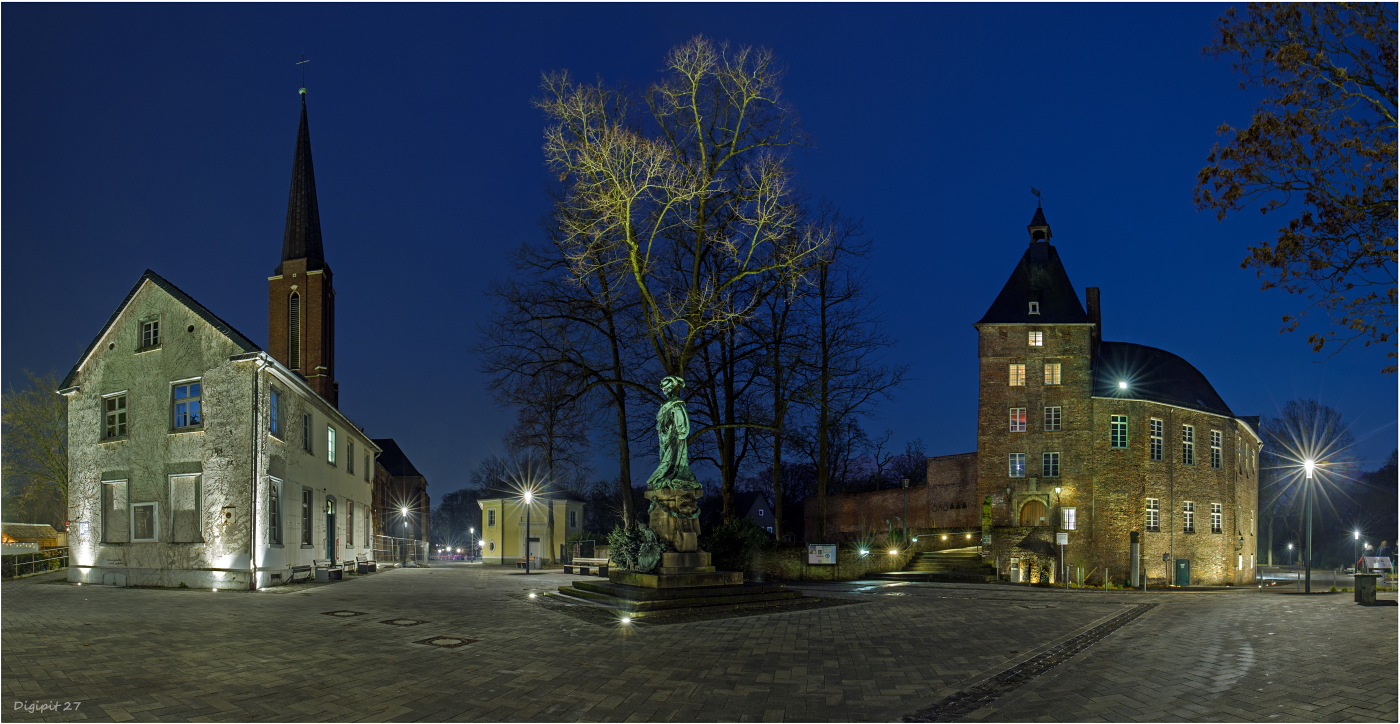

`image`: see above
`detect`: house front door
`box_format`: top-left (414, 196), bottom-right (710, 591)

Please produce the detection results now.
top-left (325, 497), bottom-right (337, 563)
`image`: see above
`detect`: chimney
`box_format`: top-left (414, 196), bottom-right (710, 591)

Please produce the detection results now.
top-left (1086, 287), bottom-right (1101, 362)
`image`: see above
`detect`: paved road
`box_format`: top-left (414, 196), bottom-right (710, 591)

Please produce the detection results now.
top-left (2, 565), bottom-right (1393, 722)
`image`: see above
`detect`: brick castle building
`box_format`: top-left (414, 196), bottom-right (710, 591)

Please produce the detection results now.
top-left (808, 206), bottom-right (1262, 587)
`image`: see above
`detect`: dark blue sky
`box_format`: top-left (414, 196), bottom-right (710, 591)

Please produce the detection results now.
top-left (4, 3), bottom-right (1394, 497)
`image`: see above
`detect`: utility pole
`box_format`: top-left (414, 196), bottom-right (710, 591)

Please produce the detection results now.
top-left (902, 478), bottom-right (909, 543)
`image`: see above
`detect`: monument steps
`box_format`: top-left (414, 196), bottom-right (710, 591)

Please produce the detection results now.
top-left (869, 547), bottom-right (997, 583)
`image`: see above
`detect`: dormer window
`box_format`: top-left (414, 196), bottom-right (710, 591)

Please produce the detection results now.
top-left (1028, 302), bottom-right (1040, 315)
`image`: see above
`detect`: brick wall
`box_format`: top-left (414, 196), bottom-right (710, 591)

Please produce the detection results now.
top-left (268, 258), bottom-right (337, 407)
top-left (803, 452), bottom-right (977, 541)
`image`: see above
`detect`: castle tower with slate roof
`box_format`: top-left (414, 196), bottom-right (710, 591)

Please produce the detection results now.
top-left (268, 90), bottom-right (338, 407)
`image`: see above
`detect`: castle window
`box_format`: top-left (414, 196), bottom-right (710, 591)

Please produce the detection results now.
top-left (1210, 430), bottom-right (1222, 469)
top-left (1009, 453), bottom-right (1025, 478)
top-left (1182, 501), bottom-right (1195, 533)
top-left (1211, 503), bottom-right (1223, 534)
top-left (1044, 363), bottom-right (1061, 385)
top-left (1009, 364), bottom-right (1026, 386)
top-left (1110, 415), bottom-right (1128, 448)
top-left (327, 426), bottom-right (337, 465)
top-left (1028, 331), bottom-right (1043, 347)
top-left (171, 380), bottom-right (202, 429)
top-left (1028, 302), bottom-right (1040, 315)
top-left (103, 392), bottom-right (128, 440)
top-left (1181, 425), bottom-right (1195, 465)
top-left (1150, 419), bottom-right (1163, 460)
top-left (1044, 406), bottom-right (1062, 432)
top-left (289, 293), bottom-right (302, 370)
top-left (1145, 498), bottom-right (1160, 532)
top-left (1042, 452), bottom-right (1060, 477)
top-left (1061, 507), bottom-right (1077, 531)
top-left (1010, 408), bottom-right (1026, 432)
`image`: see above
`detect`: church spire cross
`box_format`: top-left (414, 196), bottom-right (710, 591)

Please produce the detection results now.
top-left (296, 54), bottom-right (310, 95)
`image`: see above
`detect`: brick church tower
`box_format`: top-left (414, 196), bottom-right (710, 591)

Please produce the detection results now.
top-left (268, 90), bottom-right (338, 407)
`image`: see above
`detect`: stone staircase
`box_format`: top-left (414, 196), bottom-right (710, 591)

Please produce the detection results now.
top-left (871, 546), bottom-right (998, 583)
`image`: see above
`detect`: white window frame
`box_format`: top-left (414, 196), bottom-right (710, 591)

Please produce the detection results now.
top-left (103, 391), bottom-right (129, 440)
top-left (1009, 453), bottom-right (1026, 478)
top-left (1146, 498), bottom-right (1160, 531)
top-left (1150, 419), bottom-right (1164, 461)
top-left (569, 509), bottom-right (578, 528)
top-left (1009, 364), bottom-right (1026, 387)
top-left (1062, 507), bottom-right (1077, 530)
top-left (327, 426), bottom-right (337, 466)
top-left (268, 476), bottom-right (283, 545)
top-left (131, 501), bottom-right (160, 543)
top-left (1028, 331), bottom-right (1043, 347)
top-left (1210, 430), bottom-right (1222, 469)
top-left (1028, 301), bottom-right (1040, 315)
top-left (1010, 408), bottom-right (1027, 433)
top-left (1044, 406), bottom-right (1062, 432)
top-left (1044, 363), bottom-right (1061, 385)
top-left (171, 378), bottom-right (203, 430)
top-left (1110, 415), bottom-right (1128, 448)
top-left (1183, 500), bottom-right (1195, 533)
top-left (488, 509), bottom-right (497, 527)
top-left (1042, 451), bottom-right (1060, 478)
top-left (1211, 503), bottom-right (1223, 534)
top-left (139, 316), bottom-right (161, 350)
top-left (1182, 425), bottom-right (1195, 465)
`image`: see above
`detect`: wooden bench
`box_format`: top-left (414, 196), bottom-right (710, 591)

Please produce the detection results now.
top-left (515, 556), bottom-right (537, 570)
top-left (287, 564), bottom-right (313, 584)
top-left (313, 559), bottom-right (343, 583)
top-left (355, 554), bottom-right (376, 574)
top-left (564, 557), bottom-right (609, 576)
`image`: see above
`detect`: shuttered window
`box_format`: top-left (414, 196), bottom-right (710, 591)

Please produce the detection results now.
top-left (289, 293), bottom-right (302, 370)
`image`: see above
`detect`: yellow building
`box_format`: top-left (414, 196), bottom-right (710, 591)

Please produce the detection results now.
top-left (478, 491), bottom-right (586, 567)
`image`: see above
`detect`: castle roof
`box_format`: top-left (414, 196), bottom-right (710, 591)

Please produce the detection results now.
top-left (1092, 341), bottom-right (1235, 418)
top-left (275, 93), bottom-right (327, 275)
top-left (977, 240), bottom-right (1089, 325)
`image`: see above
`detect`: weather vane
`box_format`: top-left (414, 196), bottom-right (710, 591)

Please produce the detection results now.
top-left (297, 53), bottom-right (311, 95)
top-left (1031, 186), bottom-right (1042, 207)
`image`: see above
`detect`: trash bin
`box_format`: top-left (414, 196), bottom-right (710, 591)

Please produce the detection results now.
top-left (1355, 573), bottom-right (1381, 605)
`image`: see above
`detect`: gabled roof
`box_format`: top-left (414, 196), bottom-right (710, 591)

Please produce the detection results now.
top-left (275, 93), bottom-right (327, 275)
top-left (977, 241), bottom-right (1089, 325)
top-left (1092, 341), bottom-right (1235, 418)
top-left (60, 270), bottom-right (261, 390)
top-left (371, 438), bottom-right (426, 479)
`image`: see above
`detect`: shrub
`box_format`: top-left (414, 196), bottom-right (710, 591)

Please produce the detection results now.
top-left (606, 524), bottom-right (664, 572)
top-left (702, 517), bottom-right (776, 573)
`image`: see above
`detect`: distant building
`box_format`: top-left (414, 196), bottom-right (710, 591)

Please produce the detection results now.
top-left (477, 491), bottom-right (585, 566)
top-left (60, 91), bottom-right (385, 589)
top-left (371, 438), bottom-right (430, 546)
top-left (703, 492), bottom-right (776, 534)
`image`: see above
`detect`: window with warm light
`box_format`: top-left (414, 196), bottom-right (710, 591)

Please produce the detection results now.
top-left (1028, 331), bottom-right (1043, 347)
top-left (1044, 363), bottom-right (1061, 385)
top-left (1010, 408), bottom-right (1026, 432)
top-left (1061, 507), bottom-right (1077, 530)
top-left (1009, 364), bottom-right (1026, 386)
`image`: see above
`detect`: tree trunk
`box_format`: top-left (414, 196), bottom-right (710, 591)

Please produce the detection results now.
top-left (816, 264), bottom-right (831, 543)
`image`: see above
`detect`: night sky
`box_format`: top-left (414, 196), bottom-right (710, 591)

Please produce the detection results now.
top-left (4, 4), bottom-right (1394, 498)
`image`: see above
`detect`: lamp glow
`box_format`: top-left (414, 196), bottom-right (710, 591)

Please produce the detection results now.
top-left (889, 549), bottom-right (898, 555)
top-left (859, 549), bottom-right (868, 556)
top-left (1304, 459), bottom-right (1316, 479)
top-left (1118, 381), bottom-right (1128, 389)
top-left (621, 616), bottom-right (632, 624)
top-left (524, 491), bottom-right (533, 504)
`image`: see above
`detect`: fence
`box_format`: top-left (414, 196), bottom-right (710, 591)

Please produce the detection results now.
top-left (1258, 565), bottom-right (1396, 590)
top-left (372, 535), bottom-right (427, 566)
top-left (1, 547), bottom-right (69, 579)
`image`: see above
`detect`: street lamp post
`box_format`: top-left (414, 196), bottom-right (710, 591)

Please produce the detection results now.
top-left (1287, 542), bottom-right (1293, 567)
top-left (470, 527), bottom-right (476, 562)
top-left (1354, 530), bottom-right (1361, 573)
top-left (523, 491), bottom-right (533, 574)
top-left (1304, 459), bottom-right (1315, 593)
top-left (400, 506), bottom-right (409, 566)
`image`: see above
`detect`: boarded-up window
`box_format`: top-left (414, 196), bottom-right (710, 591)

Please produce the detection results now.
top-left (102, 480), bottom-right (129, 543)
top-left (170, 475), bottom-right (202, 543)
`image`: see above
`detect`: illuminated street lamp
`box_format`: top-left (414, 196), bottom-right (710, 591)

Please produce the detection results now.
top-left (400, 506), bottom-right (410, 565)
top-left (1287, 542), bottom-right (1294, 567)
top-left (1355, 530), bottom-right (1361, 573)
top-left (470, 526), bottom-right (476, 562)
top-left (1304, 459), bottom-right (1315, 593)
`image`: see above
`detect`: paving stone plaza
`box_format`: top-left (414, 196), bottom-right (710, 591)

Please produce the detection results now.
top-left (2, 564), bottom-right (1395, 722)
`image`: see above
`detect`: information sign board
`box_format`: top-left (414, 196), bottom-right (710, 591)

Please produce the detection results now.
top-left (807, 544), bottom-right (837, 565)
top-left (1363, 556), bottom-right (1394, 570)
top-left (1056, 532), bottom-right (1069, 546)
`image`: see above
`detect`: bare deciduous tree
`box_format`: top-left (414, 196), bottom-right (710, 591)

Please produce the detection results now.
top-left (1, 371), bottom-right (69, 528)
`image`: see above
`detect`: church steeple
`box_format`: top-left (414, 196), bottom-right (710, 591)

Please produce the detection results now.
top-left (269, 90), bottom-right (338, 407)
top-left (275, 92), bottom-right (326, 275)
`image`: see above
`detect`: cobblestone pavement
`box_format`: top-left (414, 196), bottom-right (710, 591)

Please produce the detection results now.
top-left (1, 566), bottom-right (1393, 722)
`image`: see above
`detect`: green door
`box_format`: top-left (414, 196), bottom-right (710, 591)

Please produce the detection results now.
top-left (1175, 558), bottom-right (1190, 586)
top-left (325, 497), bottom-right (337, 562)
